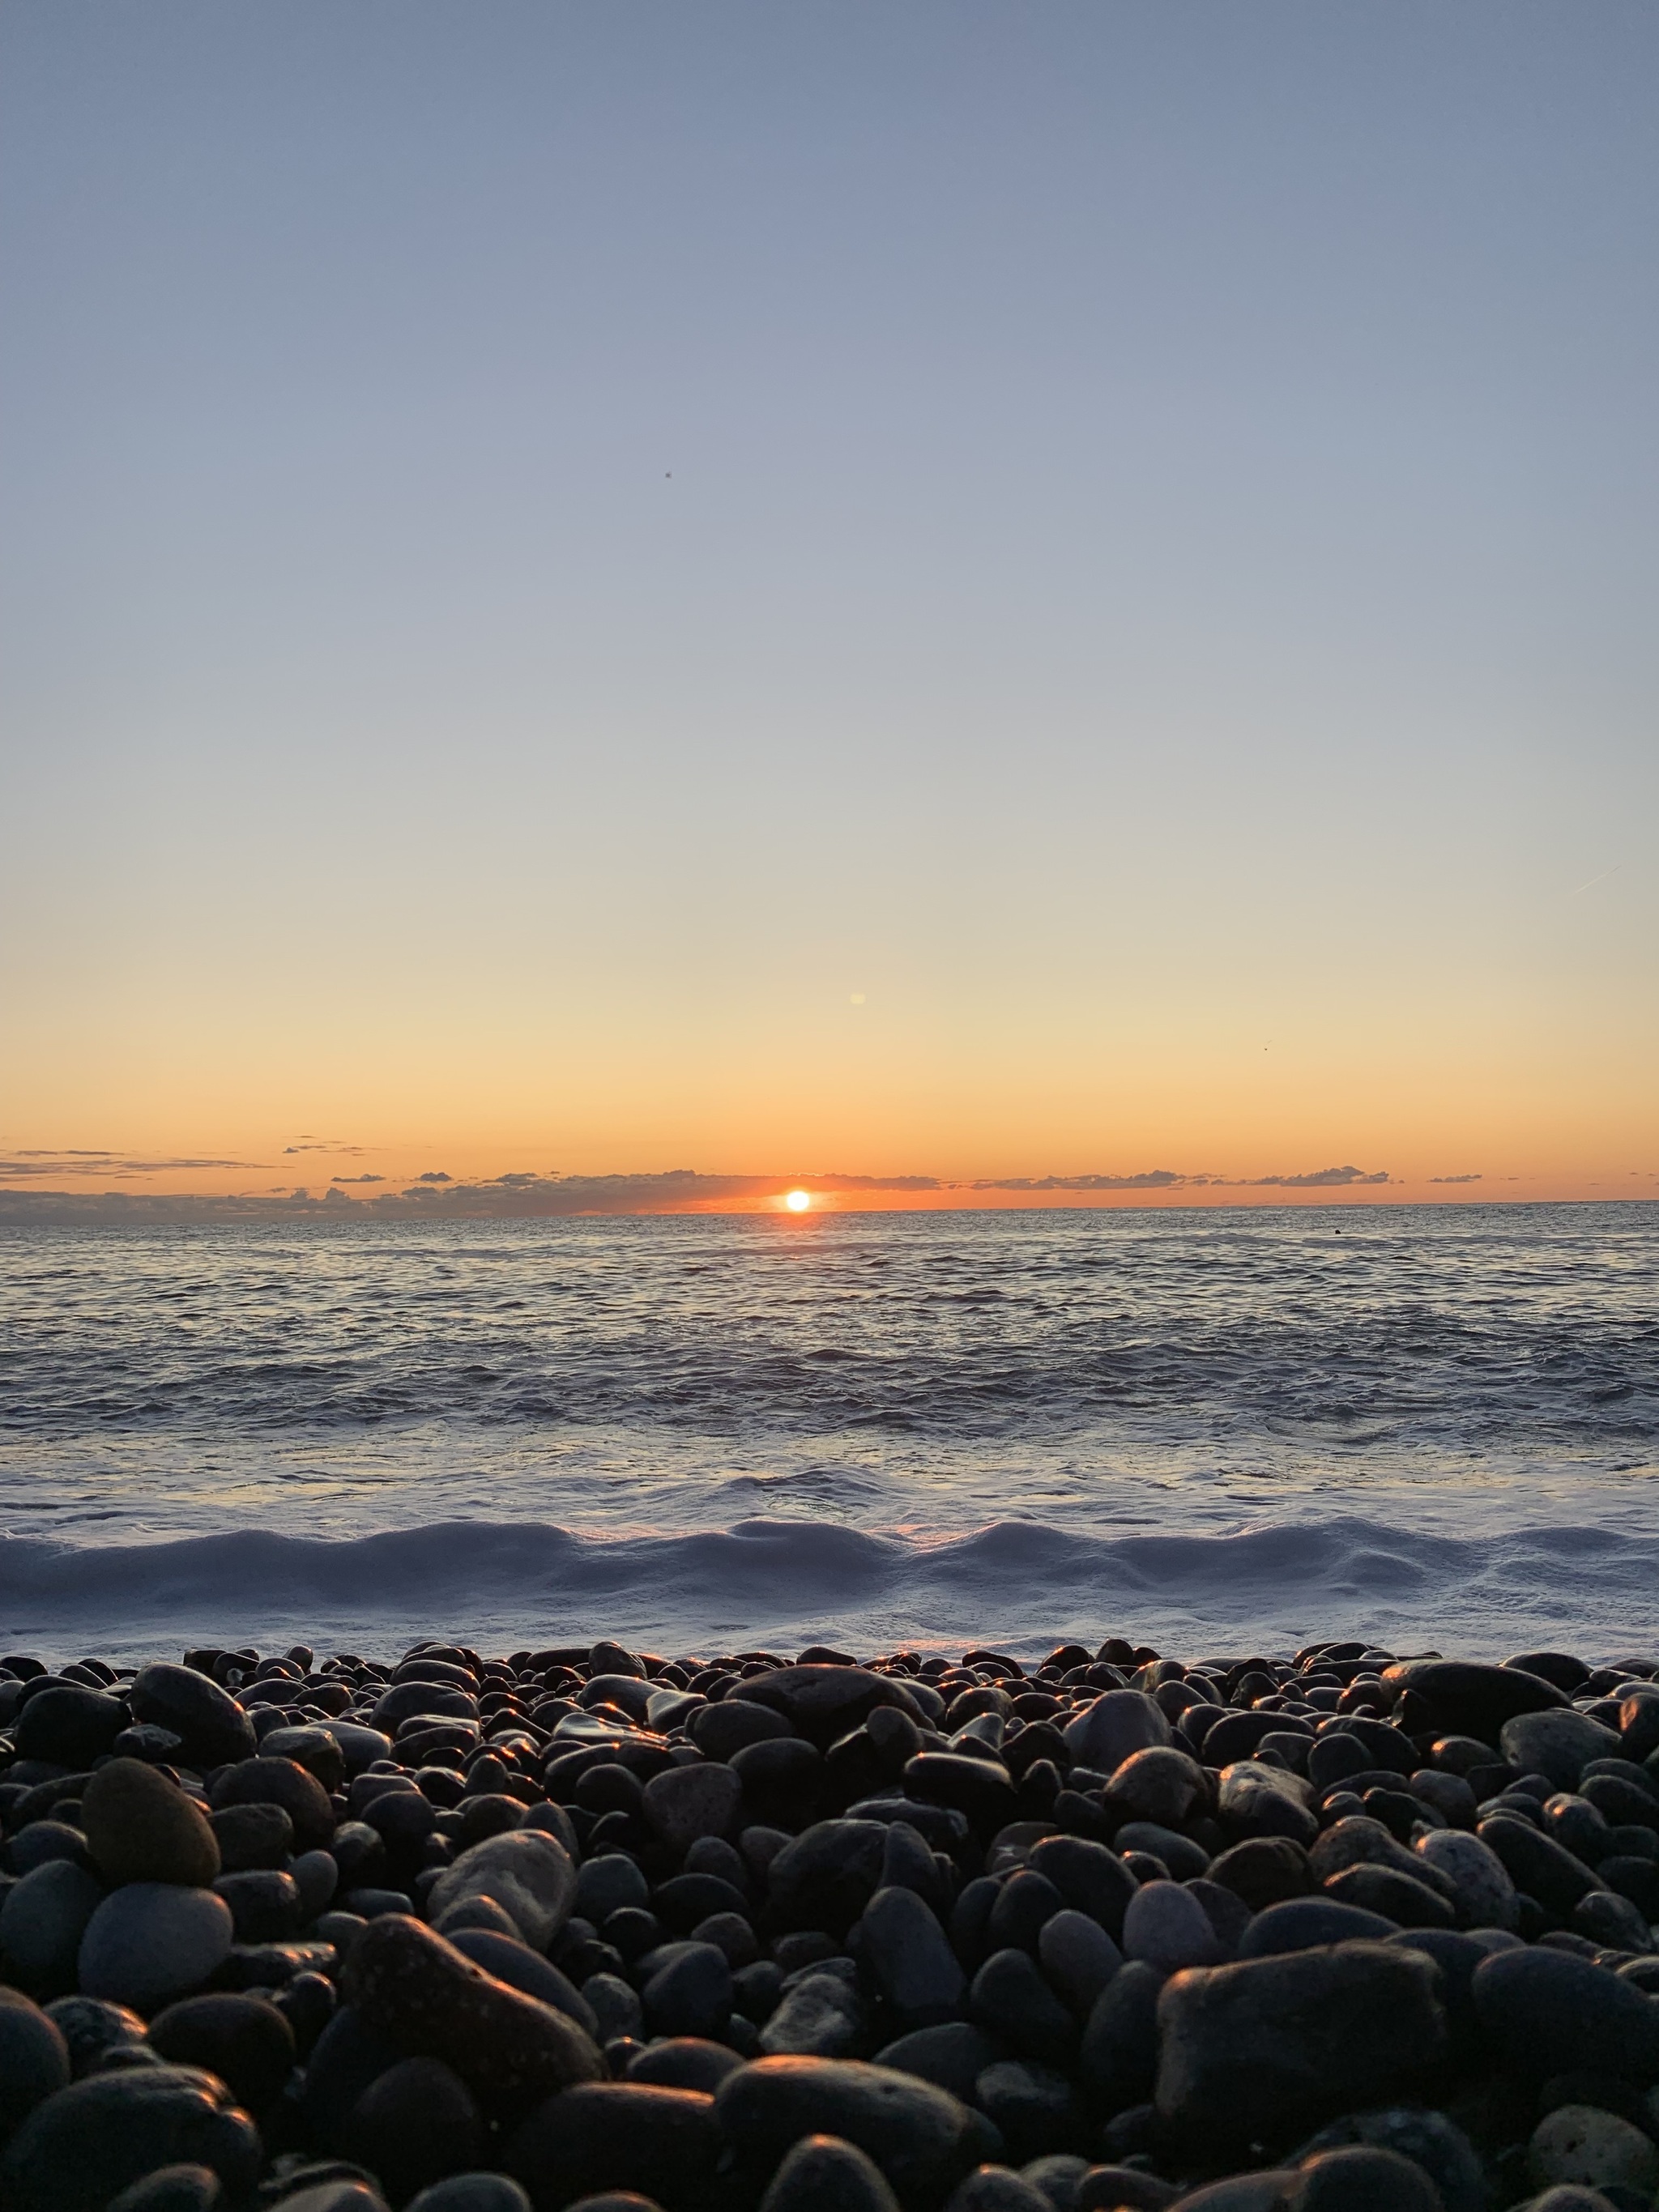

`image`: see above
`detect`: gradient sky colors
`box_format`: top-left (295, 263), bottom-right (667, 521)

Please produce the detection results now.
top-left (2, 3), bottom-right (1655, 1212)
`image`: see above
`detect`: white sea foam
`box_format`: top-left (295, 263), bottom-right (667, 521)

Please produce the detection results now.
top-left (7, 1512), bottom-right (1658, 1664)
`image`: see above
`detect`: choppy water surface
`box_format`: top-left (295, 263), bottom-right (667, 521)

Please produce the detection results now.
top-left (0, 1204), bottom-right (1655, 1658)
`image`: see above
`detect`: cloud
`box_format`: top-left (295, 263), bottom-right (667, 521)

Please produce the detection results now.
top-left (1429, 1174), bottom-right (1482, 1184)
top-left (329, 1174), bottom-right (384, 1184)
top-left (973, 1171), bottom-right (1181, 1191)
top-left (1223, 1166), bottom-right (1391, 1188)
top-left (0, 1153), bottom-right (262, 1180)
top-left (284, 1141), bottom-right (365, 1155)
top-left (416, 1170), bottom-right (453, 1183)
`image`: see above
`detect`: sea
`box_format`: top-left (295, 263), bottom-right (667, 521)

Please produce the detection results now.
top-left (0, 1202), bottom-right (1655, 1665)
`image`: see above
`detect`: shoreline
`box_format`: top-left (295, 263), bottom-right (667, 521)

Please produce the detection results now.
top-left (0, 1630), bottom-right (1656, 2209)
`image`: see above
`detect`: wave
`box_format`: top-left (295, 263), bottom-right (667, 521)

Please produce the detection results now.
top-left (6, 1513), bottom-right (1659, 1664)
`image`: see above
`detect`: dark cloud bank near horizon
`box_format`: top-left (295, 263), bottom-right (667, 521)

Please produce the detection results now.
top-left (0, 1162), bottom-right (1412, 1222)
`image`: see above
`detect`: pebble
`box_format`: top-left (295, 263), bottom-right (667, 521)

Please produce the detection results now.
top-left (1499, 1711), bottom-right (1623, 1791)
top-left (0, 1990), bottom-right (70, 2138)
top-left (424, 1832), bottom-right (577, 1951)
top-left (757, 2133), bottom-right (903, 2212)
top-left (1036, 1907), bottom-right (1121, 2015)
top-left (714, 2057), bottom-right (994, 2206)
top-left (1, 1862), bottom-right (107, 1997)
top-left (861, 1883), bottom-right (967, 2028)
top-left (404, 2180), bottom-right (531, 2212)
top-left (1155, 1942), bottom-right (1446, 2151)
top-left (12, 1687), bottom-right (129, 1771)
top-left (1121, 1882), bottom-right (1222, 1974)
top-left (147, 1993), bottom-right (295, 2111)
top-left (11, 1625), bottom-right (1659, 2212)
top-left (342, 1913), bottom-right (603, 2113)
top-left (501, 2080), bottom-right (719, 2209)
top-left (339, 2055), bottom-right (484, 2202)
top-left (0, 2065), bottom-right (261, 2212)
top-left (128, 1667), bottom-right (255, 1771)
top-left (642, 1763), bottom-right (744, 1854)
top-left (1527, 2106), bottom-right (1659, 2197)
top-left (78, 1886), bottom-right (234, 2014)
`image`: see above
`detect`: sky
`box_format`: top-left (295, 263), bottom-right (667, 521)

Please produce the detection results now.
top-left (1, 2), bottom-right (1655, 1214)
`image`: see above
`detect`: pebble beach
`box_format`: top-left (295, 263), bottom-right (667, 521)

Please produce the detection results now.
top-left (3, 1633), bottom-right (1659, 2212)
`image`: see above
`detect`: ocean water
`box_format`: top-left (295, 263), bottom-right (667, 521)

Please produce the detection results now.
top-left (0, 1203), bottom-right (1655, 1662)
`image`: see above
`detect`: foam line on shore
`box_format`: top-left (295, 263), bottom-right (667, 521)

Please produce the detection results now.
top-left (6, 1512), bottom-right (1659, 1664)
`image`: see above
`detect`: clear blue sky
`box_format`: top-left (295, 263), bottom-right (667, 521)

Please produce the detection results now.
top-left (2, 3), bottom-right (1654, 1197)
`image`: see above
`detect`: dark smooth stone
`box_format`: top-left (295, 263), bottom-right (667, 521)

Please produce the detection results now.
top-left (0, 1990), bottom-right (70, 2138)
top-left (1185, 1880), bottom-right (1253, 1958)
top-left (210, 1758), bottom-right (335, 1852)
top-left (756, 2134), bottom-right (902, 2212)
top-left (1322, 1865), bottom-right (1454, 1929)
top-left (904, 1756), bottom-right (1018, 1839)
top-left (208, 1803), bottom-right (293, 1872)
top-left (864, 1885), bottom-right (968, 2029)
top-left (1296, 2103), bottom-right (1489, 2212)
top-left (340, 2055), bottom-right (484, 2202)
top-left (1378, 1661), bottom-right (1567, 1740)
top-left (642, 1941), bottom-right (732, 2040)
top-left (9, 1824), bottom-right (90, 1877)
top-left (1306, 1733), bottom-right (1373, 1792)
top-left (732, 1739), bottom-right (824, 1822)
top-left (0, 2065), bottom-right (261, 2212)
top-left (1285, 2146), bottom-right (1442, 2212)
top-left (874, 2023), bottom-right (1008, 2103)
top-left (767, 1822), bottom-right (889, 1939)
top-left (1202, 1713), bottom-right (1295, 1770)
top-left (713, 2058), bottom-right (991, 2207)
top-left (1154, 1941), bottom-right (1446, 2151)
top-left (129, 1666), bottom-right (256, 1771)
top-left (1025, 1837), bottom-right (1138, 1942)
top-left (1072, 2168), bottom-right (1179, 2212)
top-left (1477, 1814), bottom-right (1605, 1917)
top-left (1077, 1961), bottom-right (1162, 2116)
top-left (1206, 1837), bottom-right (1311, 1912)
top-left (43, 1994), bottom-right (147, 2078)
top-left (690, 1701), bottom-right (796, 1762)
top-left (404, 2180), bottom-right (532, 2212)
top-left (574, 1855), bottom-right (651, 1923)
top-left (1239, 1899), bottom-right (1399, 1957)
top-left (343, 1915), bottom-right (604, 2116)
top-left (148, 1993), bottom-right (294, 2111)
top-left (728, 1669), bottom-right (922, 1750)
top-left (1471, 1943), bottom-right (1659, 2078)
top-left (628, 2038), bottom-right (746, 2094)
top-left (943, 2168), bottom-right (1053, 2212)
top-left (104, 2170), bottom-right (223, 2212)
top-left (12, 1689), bottom-right (128, 1771)
top-left (213, 1869), bottom-right (304, 1944)
top-left (652, 1873), bottom-right (751, 1933)
top-left (446, 1931), bottom-right (596, 2033)
top-left (503, 2081), bottom-right (719, 2210)
top-left (1114, 1825), bottom-right (1210, 1882)
top-left (297, 2005), bottom-right (406, 2150)
top-left (987, 1873), bottom-right (1065, 1956)
top-left (258, 1727), bottom-right (348, 1793)
top-left (969, 1949), bottom-right (1076, 2067)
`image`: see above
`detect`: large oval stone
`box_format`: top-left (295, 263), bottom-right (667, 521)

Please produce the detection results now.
top-left (78, 1884), bottom-right (234, 2013)
top-left (0, 2065), bottom-right (260, 2212)
top-left (341, 1912), bottom-right (603, 2114)
top-left (1155, 1941), bottom-right (1446, 2151)
top-left (82, 1761), bottom-right (220, 1890)
top-left (13, 1687), bottom-right (128, 1770)
top-left (714, 2057), bottom-right (991, 2205)
top-left (129, 1666), bottom-right (255, 1771)
top-left (0, 1863), bottom-right (106, 1998)
top-left (503, 2081), bottom-right (719, 2210)
top-left (424, 1831), bottom-right (576, 1951)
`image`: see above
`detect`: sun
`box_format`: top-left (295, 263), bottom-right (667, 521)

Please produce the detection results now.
top-left (783, 1189), bottom-right (812, 1213)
